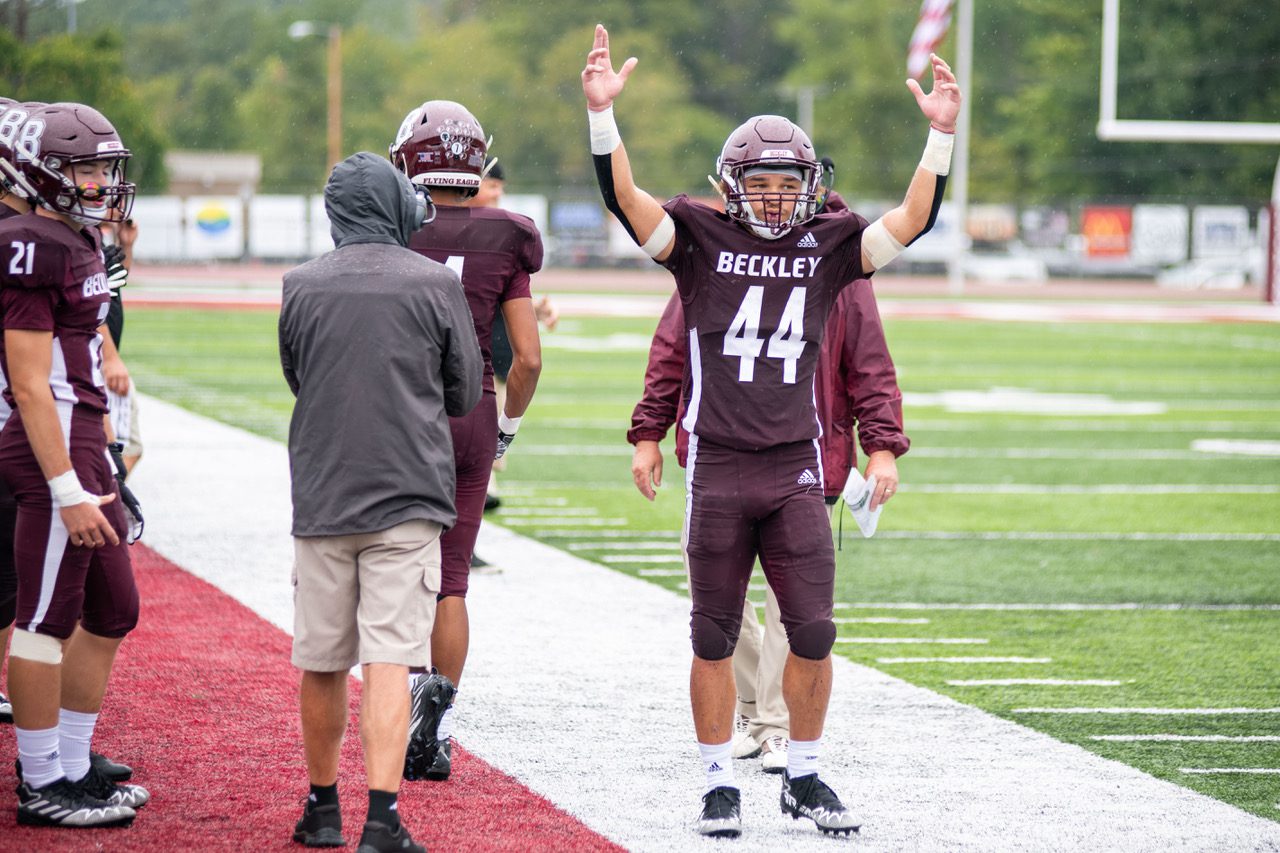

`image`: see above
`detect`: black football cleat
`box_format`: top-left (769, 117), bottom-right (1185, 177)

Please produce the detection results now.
top-left (0, 690), bottom-right (12, 724)
top-left (16, 777), bottom-right (136, 828)
top-left (293, 800), bottom-right (345, 847)
top-left (403, 669), bottom-right (456, 781)
top-left (695, 785), bottom-right (742, 838)
top-left (76, 761), bottom-right (150, 810)
top-left (780, 771), bottom-right (860, 835)
top-left (356, 820), bottom-right (425, 853)
top-left (91, 751), bottom-right (133, 783)
top-left (425, 737), bottom-right (452, 781)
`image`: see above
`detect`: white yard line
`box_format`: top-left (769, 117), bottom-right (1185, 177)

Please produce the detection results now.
top-left (949, 679), bottom-right (1129, 687)
top-left (833, 617), bottom-right (930, 625)
top-left (908, 448), bottom-right (1262, 460)
top-left (837, 602), bottom-right (1280, 611)
top-left (604, 555), bottom-right (685, 565)
top-left (871, 531), bottom-right (1280, 542)
top-left (1014, 708), bottom-right (1280, 715)
top-left (637, 568), bottom-right (686, 577)
top-left (835, 638), bottom-right (990, 645)
top-left (1093, 736), bottom-right (1280, 743)
top-left (568, 541), bottom-right (682, 551)
top-left (906, 484), bottom-right (1280, 495)
top-left (493, 507), bottom-right (599, 516)
top-left (498, 517), bottom-right (628, 527)
top-left (881, 657), bottom-right (1052, 664)
top-left (131, 395), bottom-right (1280, 852)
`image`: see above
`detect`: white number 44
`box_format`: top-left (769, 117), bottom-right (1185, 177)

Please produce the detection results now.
top-left (8, 241), bottom-right (34, 276)
top-left (723, 285), bottom-right (807, 384)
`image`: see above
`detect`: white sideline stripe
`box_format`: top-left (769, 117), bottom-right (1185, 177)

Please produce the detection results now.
top-left (1181, 768), bottom-right (1280, 775)
top-left (1014, 708), bottom-right (1280, 715)
top-left (833, 617), bottom-right (930, 625)
top-left (880, 657), bottom-right (1053, 664)
top-left (494, 507), bottom-right (598, 516)
top-left (568, 541), bottom-right (680, 551)
top-left (907, 483), bottom-right (1280, 495)
top-left (1092, 735), bottom-right (1280, 743)
top-left (132, 395), bottom-right (1280, 852)
top-left (499, 517), bottom-right (628, 527)
top-left (603, 555), bottom-right (684, 565)
top-left (949, 679), bottom-right (1129, 687)
top-left (873, 531), bottom-right (1280, 542)
top-left (836, 638), bottom-right (990, 645)
top-left (636, 568), bottom-right (685, 577)
top-left (837, 602), bottom-right (1280, 612)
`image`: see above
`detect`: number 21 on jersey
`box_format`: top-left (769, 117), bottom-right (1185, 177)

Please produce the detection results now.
top-left (8, 241), bottom-right (35, 276)
top-left (723, 286), bottom-right (806, 384)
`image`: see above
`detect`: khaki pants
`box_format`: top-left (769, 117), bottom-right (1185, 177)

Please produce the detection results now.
top-left (292, 519), bottom-right (442, 672)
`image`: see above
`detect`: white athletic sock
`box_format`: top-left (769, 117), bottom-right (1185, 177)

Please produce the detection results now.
top-left (698, 739), bottom-right (735, 793)
top-left (16, 725), bottom-right (63, 788)
top-left (59, 708), bottom-right (98, 783)
top-left (787, 736), bottom-right (821, 779)
top-left (437, 705), bottom-right (455, 741)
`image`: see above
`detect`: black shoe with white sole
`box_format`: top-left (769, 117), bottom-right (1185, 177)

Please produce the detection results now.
top-left (0, 691), bottom-right (12, 724)
top-left (696, 786), bottom-right (742, 838)
top-left (16, 777), bottom-right (136, 828)
top-left (403, 670), bottom-right (456, 781)
top-left (76, 762), bottom-right (150, 810)
top-left (90, 751), bottom-right (133, 783)
top-left (780, 771), bottom-right (860, 835)
top-left (356, 820), bottom-right (425, 853)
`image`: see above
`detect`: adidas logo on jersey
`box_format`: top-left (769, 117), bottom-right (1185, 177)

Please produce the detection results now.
top-left (797, 469), bottom-right (818, 486)
top-left (796, 231), bottom-right (819, 248)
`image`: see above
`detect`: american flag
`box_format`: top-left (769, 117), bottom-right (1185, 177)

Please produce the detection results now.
top-left (907, 0), bottom-right (954, 80)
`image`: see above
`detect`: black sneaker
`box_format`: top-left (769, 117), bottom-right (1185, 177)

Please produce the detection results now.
top-left (91, 751), bottom-right (133, 782)
top-left (0, 691), bottom-right (12, 724)
top-left (780, 771), bottom-right (860, 835)
top-left (356, 820), bottom-right (425, 853)
top-left (403, 670), bottom-right (456, 781)
top-left (483, 493), bottom-right (501, 512)
top-left (75, 761), bottom-right (150, 810)
top-left (425, 737), bottom-right (451, 781)
top-left (696, 786), bottom-right (741, 838)
top-left (293, 800), bottom-right (345, 847)
top-left (16, 777), bottom-right (136, 828)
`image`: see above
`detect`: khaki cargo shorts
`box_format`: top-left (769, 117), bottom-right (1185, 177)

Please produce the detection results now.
top-left (291, 518), bottom-right (442, 671)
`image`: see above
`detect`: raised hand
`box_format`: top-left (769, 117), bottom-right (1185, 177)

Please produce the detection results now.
top-left (905, 53), bottom-right (962, 133)
top-left (582, 24), bottom-right (638, 112)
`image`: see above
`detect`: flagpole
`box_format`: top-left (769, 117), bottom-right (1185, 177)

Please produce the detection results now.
top-left (948, 0), bottom-right (972, 295)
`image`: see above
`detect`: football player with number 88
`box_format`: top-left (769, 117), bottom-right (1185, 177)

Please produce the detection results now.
top-left (582, 23), bottom-right (960, 839)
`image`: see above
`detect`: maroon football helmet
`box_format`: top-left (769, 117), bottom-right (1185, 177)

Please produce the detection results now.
top-left (11, 102), bottom-right (135, 224)
top-left (716, 115), bottom-right (821, 237)
top-left (389, 100), bottom-right (489, 198)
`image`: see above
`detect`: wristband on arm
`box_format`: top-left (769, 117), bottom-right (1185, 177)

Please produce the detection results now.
top-left (496, 413), bottom-right (522, 460)
top-left (48, 469), bottom-right (97, 508)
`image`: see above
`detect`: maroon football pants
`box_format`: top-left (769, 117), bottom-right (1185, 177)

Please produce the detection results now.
top-left (439, 390), bottom-right (497, 599)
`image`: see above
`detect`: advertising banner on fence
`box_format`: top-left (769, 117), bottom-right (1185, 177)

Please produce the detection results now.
top-left (1081, 205), bottom-right (1132, 258)
top-left (1131, 204), bottom-right (1189, 266)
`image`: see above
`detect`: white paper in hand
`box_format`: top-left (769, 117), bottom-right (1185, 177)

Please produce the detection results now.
top-left (841, 469), bottom-right (884, 538)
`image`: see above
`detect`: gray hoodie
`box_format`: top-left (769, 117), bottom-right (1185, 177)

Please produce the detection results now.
top-left (279, 153), bottom-right (482, 537)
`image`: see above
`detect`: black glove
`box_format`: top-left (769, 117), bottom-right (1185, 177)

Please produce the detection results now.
top-left (495, 429), bottom-right (516, 460)
top-left (103, 244), bottom-right (128, 295)
top-left (108, 442), bottom-right (144, 543)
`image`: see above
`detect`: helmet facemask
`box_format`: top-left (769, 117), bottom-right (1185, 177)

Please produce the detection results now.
top-left (41, 154), bottom-right (136, 227)
top-left (718, 157), bottom-right (820, 239)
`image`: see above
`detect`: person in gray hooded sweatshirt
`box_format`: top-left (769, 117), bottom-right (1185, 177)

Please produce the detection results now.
top-left (279, 152), bottom-right (481, 853)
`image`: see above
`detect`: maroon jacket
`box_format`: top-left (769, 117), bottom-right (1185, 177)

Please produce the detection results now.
top-left (627, 197), bottom-right (909, 496)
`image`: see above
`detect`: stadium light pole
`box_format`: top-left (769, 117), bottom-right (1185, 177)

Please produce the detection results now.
top-left (289, 20), bottom-right (344, 171)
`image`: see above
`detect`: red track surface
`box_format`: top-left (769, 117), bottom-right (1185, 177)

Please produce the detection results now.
top-left (0, 545), bottom-right (622, 852)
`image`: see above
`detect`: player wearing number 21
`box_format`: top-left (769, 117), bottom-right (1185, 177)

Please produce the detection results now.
top-left (582, 24), bottom-right (960, 839)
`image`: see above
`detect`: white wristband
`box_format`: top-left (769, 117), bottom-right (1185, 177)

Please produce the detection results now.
top-left (920, 127), bottom-right (954, 176)
top-left (588, 105), bottom-right (622, 156)
top-left (498, 413), bottom-right (523, 435)
top-left (48, 470), bottom-right (96, 508)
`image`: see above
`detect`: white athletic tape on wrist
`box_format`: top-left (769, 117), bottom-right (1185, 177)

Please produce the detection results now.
top-left (863, 218), bottom-right (907, 269)
top-left (920, 127), bottom-right (954, 176)
top-left (641, 214), bottom-right (675, 258)
top-left (10, 629), bottom-right (64, 664)
top-left (47, 470), bottom-right (97, 508)
top-left (588, 105), bottom-right (622, 156)
top-left (498, 413), bottom-right (523, 435)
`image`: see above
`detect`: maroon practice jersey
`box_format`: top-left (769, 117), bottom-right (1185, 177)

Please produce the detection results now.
top-left (407, 205), bottom-right (542, 392)
top-left (0, 204), bottom-right (20, 430)
top-left (661, 195), bottom-right (869, 450)
top-left (0, 214), bottom-right (111, 416)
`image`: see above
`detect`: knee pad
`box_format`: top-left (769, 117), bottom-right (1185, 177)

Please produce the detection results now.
top-left (690, 613), bottom-right (737, 661)
top-left (9, 629), bottom-right (64, 664)
top-left (789, 619), bottom-right (836, 661)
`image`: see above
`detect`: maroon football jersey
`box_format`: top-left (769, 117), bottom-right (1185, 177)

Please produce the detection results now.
top-left (0, 204), bottom-right (18, 428)
top-left (407, 206), bottom-right (542, 392)
top-left (0, 214), bottom-right (112, 417)
top-left (661, 194), bottom-right (869, 450)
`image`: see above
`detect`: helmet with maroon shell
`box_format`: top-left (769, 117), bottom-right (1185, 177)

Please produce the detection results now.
top-left (716, 115), bottom-right (821, 238)
top-left (389, 100), bottom-right (489, 199)
top-left (10, 102), bottom-right (135, 225)
top-left (0, 99), bottom-right (46, 200)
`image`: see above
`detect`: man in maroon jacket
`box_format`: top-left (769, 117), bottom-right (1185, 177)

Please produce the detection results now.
top-left (630, 225), bottom-right (910, 773)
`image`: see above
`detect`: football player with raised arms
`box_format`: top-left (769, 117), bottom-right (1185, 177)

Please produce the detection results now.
top-left (582, 24), bottom-right (959, 838)
top-left (0, 102), bottom-right (150, 828)
top-left (390, 100), bottom-right (544, 782)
